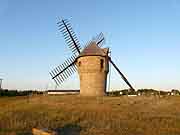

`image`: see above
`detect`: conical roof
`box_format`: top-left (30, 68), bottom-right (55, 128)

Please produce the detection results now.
top-left (78, 42), bottom-right (108, 57)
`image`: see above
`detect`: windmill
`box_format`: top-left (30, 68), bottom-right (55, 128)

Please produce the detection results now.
top-left (50, 19), bottom-right (135, 96)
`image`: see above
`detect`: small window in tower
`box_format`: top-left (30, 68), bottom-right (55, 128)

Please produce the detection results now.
top-left (100, 59), bottom-right (104, 69)
top-left (78, 61), bottom-right (81, 67)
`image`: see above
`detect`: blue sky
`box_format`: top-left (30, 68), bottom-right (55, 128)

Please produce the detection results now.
top-left (0, 0), bottom-right (180, 91)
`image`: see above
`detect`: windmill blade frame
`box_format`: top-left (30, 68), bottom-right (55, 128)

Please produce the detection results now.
top-left (95, 32), bottom-right (105, 47)
top-left (84, 32), bottom-right (105, 49)
top-left (50, 55), bottom-right (77, 85)
top-left (58, 19), bottom-right (81, 55)
top-left (93, 32), bottom-right (105, 47)
top-left (109, 57), bottom-right (135, 91)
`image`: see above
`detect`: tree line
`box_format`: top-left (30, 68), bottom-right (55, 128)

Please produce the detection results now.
top-left (107, 89), bottom-right (180, 96)
top-left (0, 89), bottom-right (43, 97)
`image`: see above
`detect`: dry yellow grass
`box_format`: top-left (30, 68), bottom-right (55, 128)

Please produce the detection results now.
top-left (0, 95), bottom-right (180, 135)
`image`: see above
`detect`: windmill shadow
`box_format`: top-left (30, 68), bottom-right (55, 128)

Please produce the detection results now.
top-left (55, 124), bottom-right (81, 135)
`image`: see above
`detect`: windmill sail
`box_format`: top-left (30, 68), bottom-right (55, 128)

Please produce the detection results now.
top-left (92, 32), bottom-right (105, 47)
top-left (109, 57), bottom-right (135, 91)
top-left (58, 19), bottom-right (81, 55)
top-left (50, 55), bottom-right (77, 85)
top-left (84, 32), bottom-right (105, 49)
top-left (95, 32), bottom-right (105, 47)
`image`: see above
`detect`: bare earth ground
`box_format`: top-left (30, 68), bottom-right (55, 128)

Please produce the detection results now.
top-left (0, 95), bottom-right (180, 135)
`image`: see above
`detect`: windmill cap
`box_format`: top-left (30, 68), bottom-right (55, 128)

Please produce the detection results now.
top-left (78, 41), bottom-right (109, 58)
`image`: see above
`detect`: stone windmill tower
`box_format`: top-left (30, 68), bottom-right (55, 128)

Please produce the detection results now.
top-left (50, 19), bottom-right (135, 96)
top-left (77, 42), bottom-right (109, 96)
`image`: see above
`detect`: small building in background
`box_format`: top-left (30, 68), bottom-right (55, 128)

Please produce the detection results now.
top-left (0, 78), bottom-right (3, 90)
top-left (47, 90), bottom-right (80, 95)
top-left (119, 91), bottom-right (123, 95)
top-left (171, 89), bottom-right (180, 96)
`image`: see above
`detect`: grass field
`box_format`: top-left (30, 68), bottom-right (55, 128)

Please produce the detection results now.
top-left (0, 95), bottom-right (180, 135)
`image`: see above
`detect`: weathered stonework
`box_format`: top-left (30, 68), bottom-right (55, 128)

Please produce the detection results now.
top-left (76, 55), bottom-right (109, 96)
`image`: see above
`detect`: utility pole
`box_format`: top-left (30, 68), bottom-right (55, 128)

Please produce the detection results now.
top-left (0, 78), bottom-right (3, 90)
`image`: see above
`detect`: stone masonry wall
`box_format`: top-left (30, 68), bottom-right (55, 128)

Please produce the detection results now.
top-left (76, 56), bottom-right (109, 96)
